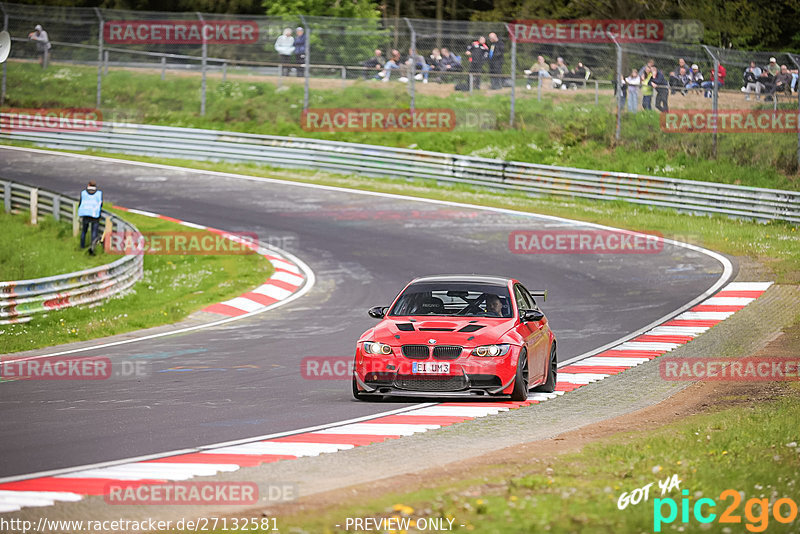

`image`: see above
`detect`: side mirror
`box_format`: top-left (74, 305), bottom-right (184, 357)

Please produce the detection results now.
top-left (521, 309), bottom-right (544, 322)
top-left (368, 306), bottom-right (387, 319)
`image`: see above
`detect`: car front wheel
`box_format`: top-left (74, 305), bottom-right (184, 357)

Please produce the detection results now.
top-left (533, 343), bottom-right (557, 393)
top-left (510, 349), bottom-right (529, 401)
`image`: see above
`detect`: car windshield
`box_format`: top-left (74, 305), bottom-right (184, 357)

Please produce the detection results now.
top-left (389, 282), bottom-right (513, 318)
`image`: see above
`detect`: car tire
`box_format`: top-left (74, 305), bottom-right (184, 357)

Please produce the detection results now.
top-left (510, 349), bottom-right (529, 401)
top-left (352, 376), bottom-right (367, 401)
top-left (533, 343), bottom-right (557, 393)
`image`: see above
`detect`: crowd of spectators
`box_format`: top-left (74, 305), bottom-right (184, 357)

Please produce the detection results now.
top-left (287, 31), bottom-right (799, 105)
top-left (741, 57), bottom-right (798, 101)
top-left (524, 55), bottom-right (591, 90)
top-left (357, 33), bottom-right (509, 90)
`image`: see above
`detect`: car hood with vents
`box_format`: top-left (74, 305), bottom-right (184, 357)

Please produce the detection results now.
top-left (365, 318), bottom-right (516, 347)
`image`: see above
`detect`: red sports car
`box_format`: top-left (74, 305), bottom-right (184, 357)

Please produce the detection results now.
top-left (352, 275), bottom-right (557, 401)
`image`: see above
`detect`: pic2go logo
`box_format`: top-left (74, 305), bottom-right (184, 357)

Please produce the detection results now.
top-left (654, 489), bottom-right (799, 532)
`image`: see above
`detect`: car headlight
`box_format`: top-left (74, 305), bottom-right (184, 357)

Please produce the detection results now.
top-left (472, 344), bottom-right (511, 357)
top-left (363, 341), bottom-right (393, 355)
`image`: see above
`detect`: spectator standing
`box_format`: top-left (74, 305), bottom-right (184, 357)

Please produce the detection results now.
top-left (465, 36), bottom-right (488, 89)
top-left (28, 24), bottom-right (51, 69)
top-left (487, 32), bottom-right (505, 89)
top-left (639, 58), bottom-right (655, 77)
top-left (362, 49), bottom-right (384, 79)
top-left (274, 28), bottom-right (295, 76)
top-left (293, 27), bottom-right (306, 76)
top-left (651, 66), bottom-right (669, 112)
top-left (640, 66), bottom-right (654, 110)
top-left (623, 68), bottom-right (641, 112)
top-left (78, 181), bottom-right (103, 255)
top-left (742, 61), bottom-right (763, 100)
top-left (701, 64), bottom-right (726, 98)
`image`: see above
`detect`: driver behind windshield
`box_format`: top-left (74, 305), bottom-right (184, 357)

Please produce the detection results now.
top-left (485, 294), bottom-right (504, 316)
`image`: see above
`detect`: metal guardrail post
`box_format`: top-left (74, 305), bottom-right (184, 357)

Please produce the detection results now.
top-left (300, 15), bottom-right (309, 112)
top-left (94, 8), bottom-right (104, 110)
top-left (30, 188), bottom-right (38, 225)
top-left (197, 12), bottom-right (207, 116)
top-left (507, 23), bottom-right (516, 127)
top-left (73, 203), bottom-right (79, 236)
top-left (161, 56), bottom-right (166, 80)
top-left (53, 194), bottom-right (60, 221)
top-left (3, 181), bottom-right (10, 213)
top-left (222, 61), bottom-right (227, 83)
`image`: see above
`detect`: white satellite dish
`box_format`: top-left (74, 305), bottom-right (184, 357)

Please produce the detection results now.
top-left (0, 31), bottom-right (11, 64)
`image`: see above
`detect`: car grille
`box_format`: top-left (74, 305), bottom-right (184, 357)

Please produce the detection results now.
top-left (432, 345), bottom-right (463, 360)
top-left (401, 345), bottom-right (430, 359)
top-left (395, 375), bottom-right (468, 391)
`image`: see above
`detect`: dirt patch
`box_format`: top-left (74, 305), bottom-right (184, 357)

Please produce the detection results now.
top-left (258, 319), bottom-right (800, 520)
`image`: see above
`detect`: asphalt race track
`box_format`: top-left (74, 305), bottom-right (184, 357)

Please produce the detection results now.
top-left (0, 147), bottom-right (732, 479)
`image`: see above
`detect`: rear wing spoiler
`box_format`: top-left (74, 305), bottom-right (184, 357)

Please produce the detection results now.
top-left (530, 289), bottom-right (547, 302)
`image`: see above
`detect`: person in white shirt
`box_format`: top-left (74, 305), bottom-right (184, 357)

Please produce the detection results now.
top-left (274, 28), bottom-right (295, 76)
top-left (28, 24), bottom-right (51, 69)
top-left (623, 69), bottom-right (641, 112)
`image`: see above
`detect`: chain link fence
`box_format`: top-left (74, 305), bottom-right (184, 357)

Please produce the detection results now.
top-left (1, 2), bottom-right (798, 168)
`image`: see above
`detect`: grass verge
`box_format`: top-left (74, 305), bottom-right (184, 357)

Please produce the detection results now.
top-left (0, 206), bottom-right (273, 354)
top-left (0, 210), bottom-right (111, 280)
top-left (273, 382), bottom-right (800, 534)
top-left (4, 61), bottom-right (799, 190)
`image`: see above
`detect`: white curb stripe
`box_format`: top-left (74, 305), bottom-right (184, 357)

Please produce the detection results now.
top-left (723, 282), bottom-right (773, 291)
top-left (615, 341), bottom-right (684, 352)
top-left (252, 283), bottom-right (293, 300)
top-left (206, 442), bottom-right (354, 457)
top-left (557, 373), bottom-right (610, 383)
top-left (701, 297), bottom-right (755, 306)
top-left (270, 259), bottom-right (301, 274)
top-left (218, 297), bottom-right (264, 313)
top-left (270, 270), bottom-right (305, 286)
top-left (177, 220), bottom-right (206, 229)
top-left (647, 326), bottom-right (709, 336)
top-left (576, 357), bottom-right (651, 366)
top-left (675, 311), bottom-right (735, 321)
top-left (314, 423), bottom-right (437, 436)
top-left (405, 406), bottom-right (509, 417)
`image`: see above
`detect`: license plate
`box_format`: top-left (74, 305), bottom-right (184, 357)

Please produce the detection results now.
top-left (412, 362), bottom-right (450, 374)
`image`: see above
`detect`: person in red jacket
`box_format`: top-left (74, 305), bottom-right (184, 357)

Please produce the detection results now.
top-left (701, 64), bottom-right (726, 98)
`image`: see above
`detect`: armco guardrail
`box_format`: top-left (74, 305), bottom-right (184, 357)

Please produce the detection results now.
top-left (1, 119), bottom-right (798, 223)
top-left (0, 179), bottom-right (143, 324)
